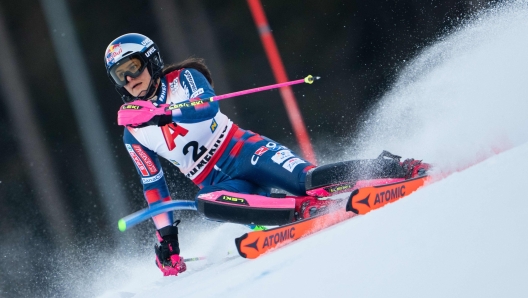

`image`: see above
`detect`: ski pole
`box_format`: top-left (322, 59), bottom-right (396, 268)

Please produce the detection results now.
top-left (166, 74), bottom-right (320, 110)
top-left (183, 256), bottom-right (207, 262)
top-left (184, 251), bottom-right (236, 262)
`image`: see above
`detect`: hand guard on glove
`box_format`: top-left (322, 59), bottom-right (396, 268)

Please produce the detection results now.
top-left (117, 100), bottom-right (173, 127)
top-left (154, 220), bottom-right (187, 276)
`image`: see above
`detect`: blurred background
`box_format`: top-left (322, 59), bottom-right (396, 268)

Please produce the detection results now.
top-left (0, 0), bottom-right (495, 296)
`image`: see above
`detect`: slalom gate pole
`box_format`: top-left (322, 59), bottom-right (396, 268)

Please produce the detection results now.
top-left (117, 201), bottom-right (197, 232)
top-left (118, 201), bottom-right (269, 232)
top-left (166, 75), bottom-right (319, 110)
top-left (247, 0), bottom-right (317, 164)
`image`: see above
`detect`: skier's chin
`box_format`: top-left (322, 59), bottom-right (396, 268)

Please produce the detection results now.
top-left (136, 89), bottom-right (148, 98)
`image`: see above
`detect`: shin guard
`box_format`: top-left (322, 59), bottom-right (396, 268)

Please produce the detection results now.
top-left (305, 156), bottom-right (406, 191)
top-left (196, 191), bottom-right (297, 225)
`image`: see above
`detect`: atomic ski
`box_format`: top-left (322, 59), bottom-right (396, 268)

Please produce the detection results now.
top-left (235, 205), bottom-right (355, 259)
top-left (346, 175), bottom-right (428, 214)
top-left (235, 176), bottom-right (430, 259)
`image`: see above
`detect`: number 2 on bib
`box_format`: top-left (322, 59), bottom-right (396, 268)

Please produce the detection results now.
top-left (183, 141), bottom-right (207, 162)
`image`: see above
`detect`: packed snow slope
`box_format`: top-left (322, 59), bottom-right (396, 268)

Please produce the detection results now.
top-left (98, 143), bottom-right (528, 298)
top-left (92, 2), bottom-right (528, 297)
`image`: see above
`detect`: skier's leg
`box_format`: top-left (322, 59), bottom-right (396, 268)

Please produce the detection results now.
top-left (227, 136), bottom-right (315, 196)
top-left (216, 135), bottom-right (347, 220)
top-left (225, 132), bottom-right (428, 196)
top-left (305, 150), bottom-right (430, 192)
top-left (195, 183), bottom-right (343, 223)
top-left (195, 179), bottom-right (297, 225)
top-left (305, 157), bottom-right (405, 191)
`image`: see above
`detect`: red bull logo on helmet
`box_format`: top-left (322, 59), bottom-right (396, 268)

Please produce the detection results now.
top-left (105, 43), bottom-right (123, 64)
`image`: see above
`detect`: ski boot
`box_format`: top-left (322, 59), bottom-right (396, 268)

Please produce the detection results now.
top-left (154, 220), bottom-right (187, 276)
top-left (400, 158), bottom-right (431, 179)
top-left (294, 197), bottom-right (344, 221)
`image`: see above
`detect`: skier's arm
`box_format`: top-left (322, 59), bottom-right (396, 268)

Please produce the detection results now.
top-left (169, 68), bottom-right (219, 123)
top-left (117, 68), bottom-right (219, 127)
top-left (123, 129), bottom-right (173, 229)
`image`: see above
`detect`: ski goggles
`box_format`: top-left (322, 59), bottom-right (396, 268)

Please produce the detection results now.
top-left (108, 54), bottom-right (147, 87)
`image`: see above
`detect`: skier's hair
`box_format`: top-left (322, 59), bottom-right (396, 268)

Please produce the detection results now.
top-left (162, 57), bottom-right (214, 87)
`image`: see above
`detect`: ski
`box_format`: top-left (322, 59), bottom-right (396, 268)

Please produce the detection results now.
top-left (346, 175), bottom-right (429, 214)
top-left (235, 176), bottom-right (430, 259)
top-left (235, 205), bottom-right (356, 259)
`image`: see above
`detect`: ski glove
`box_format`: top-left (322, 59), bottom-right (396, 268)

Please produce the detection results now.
top-left (154, 220), bottom-right (187, 276)
top-left (117, 100), bottom-right (172, 127)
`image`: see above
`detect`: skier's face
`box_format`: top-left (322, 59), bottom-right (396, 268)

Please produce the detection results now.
top-left (123, 66), bottom-right (152, 98)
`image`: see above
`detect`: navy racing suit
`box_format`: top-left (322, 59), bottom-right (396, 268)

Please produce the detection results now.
top-left (123, 68), bottom-right (314, 228)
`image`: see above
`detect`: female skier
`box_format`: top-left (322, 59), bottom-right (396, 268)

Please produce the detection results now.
top-left (104, 33), bottom-right (428, 276)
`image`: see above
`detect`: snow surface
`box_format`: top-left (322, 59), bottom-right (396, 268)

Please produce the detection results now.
top-left (93, 144), bottom-right (528, 298)
top-left (91, 2), bottom-right (528, 297)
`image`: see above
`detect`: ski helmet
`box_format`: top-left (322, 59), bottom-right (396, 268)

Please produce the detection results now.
top-left (104, 33), bottom-right (164, 102)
